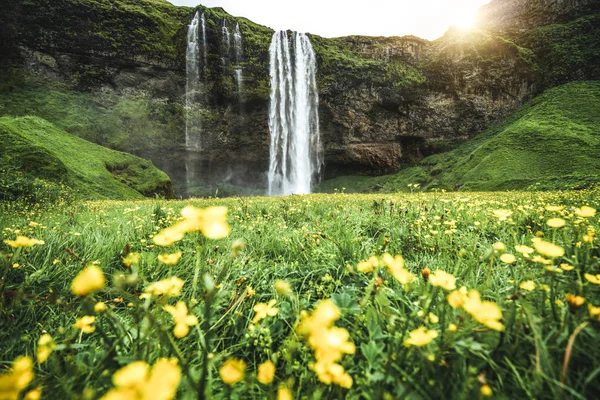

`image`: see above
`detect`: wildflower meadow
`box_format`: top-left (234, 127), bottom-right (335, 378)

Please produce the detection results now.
top-left (1, 189), bottom-right (600, 399)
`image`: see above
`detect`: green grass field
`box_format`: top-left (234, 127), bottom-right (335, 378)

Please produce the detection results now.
top-left (1, 189), bottom-right (599, 399)
top-left (0, 116), bottom-right (173, 201)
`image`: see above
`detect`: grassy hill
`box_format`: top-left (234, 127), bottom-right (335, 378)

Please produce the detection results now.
top-left (319, 81), bottom-right (600, 193)
top-left (0, 116), bottom-right (173, 200)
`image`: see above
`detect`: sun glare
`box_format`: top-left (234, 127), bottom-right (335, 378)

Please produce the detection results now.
top-left (450, 8), bottom-right (477, 29)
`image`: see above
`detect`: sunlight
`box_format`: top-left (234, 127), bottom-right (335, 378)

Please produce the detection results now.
top-left (449, 8), bottom-right (477, 29)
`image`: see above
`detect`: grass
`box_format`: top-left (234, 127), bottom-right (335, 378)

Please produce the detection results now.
top-left (0, 116), bottom-right (173, 200)
top-left (321, 81), bottom-right (600, 193)
top-left (1, 189), bottom-right (599, 398)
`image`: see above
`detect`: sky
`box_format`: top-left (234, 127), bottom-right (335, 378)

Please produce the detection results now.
top-left (167, 0), bottom-right (491, 40)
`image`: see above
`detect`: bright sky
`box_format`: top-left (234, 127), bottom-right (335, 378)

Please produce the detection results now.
top-left (167, 0), bottom-right (491, 40)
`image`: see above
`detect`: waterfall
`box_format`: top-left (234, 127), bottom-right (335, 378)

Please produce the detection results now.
top-left (267, 31), bottom-right (322, 196)
top-left (185, 11), bottom-right (201, 152)
top-left (221, 19), bottom-right (231, 70)
top-left (233, 23), bottom-right (243, 99)
top-left (201, 13), bottom-right (207, 80)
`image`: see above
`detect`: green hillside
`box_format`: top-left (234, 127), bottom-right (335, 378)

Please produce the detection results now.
top-left (320, 81), bottom-right (600, 193)
top-left (0, 116), bottom-right (173, 200)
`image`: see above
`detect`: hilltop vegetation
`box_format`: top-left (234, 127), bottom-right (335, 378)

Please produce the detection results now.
top-left (320, 81), bottom-right (600, 193)
top-left (0, 116), bottom-right (173, 201)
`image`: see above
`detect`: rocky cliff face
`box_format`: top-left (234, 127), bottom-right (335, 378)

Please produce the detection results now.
top-left (0, 0), bottom-right (596, 195)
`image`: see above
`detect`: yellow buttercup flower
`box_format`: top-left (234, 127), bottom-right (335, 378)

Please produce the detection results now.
top-left (220, 359), bottom-right (246, 385)
top-left (515, 245), bottom-right (534, 255)
top-left (404, 326), bottom-right (438, 347)
top-left (357, 256), bottom-right (379, 273)
top-left (500, 253), bottom-right (516, 264)
top-left (575, 206), bottom-right (596, 218)
top-left (546, 218), bottom-right (566, 228)
top-left (566, 294), bottom-right (585, 308)
top-left (94, 302), bottom-right (107, 313)
top-left (24, 388), bottom-right (42, 400)
top-left (0, 356), bottom-right (34, 400)
top-left (584, 273), bottom-right (600, 285)
top-left (545, 205), bottom-right (564, 212)
top-left (253, 299), bottom-right (278, 324)
top-left (101, 358), bottom-right (181, 400)
top-left (164, 302), bottom-right (199, 338)
top-left (257, 360), bottom-right (276, 385)
top-left (277, 386), bottom-right (293, 400)
top-left (492, 242), bottom-right (505, 252)
top-left (493, 210), bottom-right (512, 221)
top-left (158, 252), bottom-right (183, 265)
top-left (153, 227), bottom-right (185, 247)
top-left (382, 253), bottom-right (415, 285)
top-left (532, 239), bottom-right (564, 258)
top-left (71, 266), bottom-right (106, 296)
top-left (429, 270), bottom-right (456, 291)
top-left (144, 276), bottom-right (184, 297)
top-left (462, 291), bottom-right (504, 331)
top-left (589, 304), bottom-right (600, 321)
top-left (153, 206), bottom-right (230, 246)
top-left (74, 316), bottom-right (96, 334)
top-left (447, 286), bottom-right (468, 309)
top-left (3, 236), bottom-right (45, 248)
top-left (481, 385), bottom-right (493, 397)
top-left (122, 252), bottom-right (140, 267)
top-left (275, 280), bottom-right (292, 296)
top-left (519, 280), bottom-right (536, 291)
top-left (36, 334), bottom-right (55, 364)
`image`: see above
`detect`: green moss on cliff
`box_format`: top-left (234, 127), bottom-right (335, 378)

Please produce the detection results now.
top-left (322, 81), bottom-right (600, 192)
top-left (0, 116), bottom-right (173, 200)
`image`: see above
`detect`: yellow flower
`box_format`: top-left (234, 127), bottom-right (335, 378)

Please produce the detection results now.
top-left (584, 273), bottom-right (600, 285)
top-left (357, 256), bottom-right (379, 273)
top-left (278, 386), bottom-right (293, 400)
top-left (220, 359), bottom-right (246, 385)
top-left (144, 276), bottom-right (184, 297)
top-left (297, 299), bottom-right (354, 388)
top-left (560, 263), bottom-right (574, 271)
top-left (481, 385), bottom-right (493, 397)
top-left (164, 302), bottom-right (199, 338)
top-left (158, 252), bottom-right (183, 265)
top-left (3, 236), bottom-right (45, 248)
top-left (122, 252), bottom-right (140, 267)
top-left (447, 286), bottom-right (468, 309)
top-left (36, 334), bottom-right (55, 364)
top-left (0, 356), bottom-right (34, 400)
top-left (515, 245), bottom-right (534, 255)
top-left (71, 265), bottom-right (106, 297)
top-left (94, 302), bottom-right (107, 313)
top-left (153, 227), bottom-right (185, 247)
top-left (492, 242), bottom-right (505, 252)
top-left (545, 205), bottom-right (564, 212)
top-left (383, 253), bottom-right (414, 285)
top-left (101, 358), bottom-right (181, 400)
top-left (462, 291), bottom-right (504, 331)
top-left (575, 206), bottom-right (596, 218)
top-left (253, 299), bottom-right (278, 324)
top-left (428, 312), bottom-right (439, 324)
top-left (546, 218), bottom-right (566, 228)
top-left (404, 326), bottom-right (438, 347)
top-left (533, 239), bottom-right (564, 258)
top-left (565, 294), bottom-right (585, 308)
top-left (74, 316), bottom-right (96, 334)
top-left (531, 255), bottom-right (552, 265)
top-left (24, 388), bottom-right (42, 400)
top-left (275, 280), bottom-right (292, 296)
top-left (519, 280), bottom-right (536, 291)
top-left (257, 360), bottom-right (276, 385)
top-left (500, 253), bottom-right (516, 264)
top-left (429, 270), bottom-right (456, 291)
top-left (246, 285), bottom-right (255, 297)
top-left (589, 304), bottom-right (600, 321)
top-left (447, 323), bottom-right (458, 332)
top-left (493, 210), bottom-right (512, 221)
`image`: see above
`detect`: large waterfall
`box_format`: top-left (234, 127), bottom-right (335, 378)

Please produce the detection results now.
top-left (267, 31), bottom-right (322, 196)
top-left (201, 13), bottom-right (207, 80)
top-left (185, 11), bottom-right (201, 151)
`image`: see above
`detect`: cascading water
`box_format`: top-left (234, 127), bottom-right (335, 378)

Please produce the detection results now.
top-left (233, 23), bottom-right (243, 95)
top-left (185, 11), bottom-right (201, 151)
top-left (267, 31), bottom-right (322, 196)
top-left (201, 13), bottom-right (207, 80)
top-left (221, 19), bottom-right (231, 70)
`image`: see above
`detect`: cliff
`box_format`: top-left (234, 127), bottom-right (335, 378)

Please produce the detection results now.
top-left (0, 0), bottom-right (598, 196)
